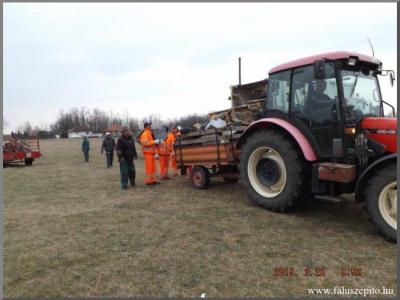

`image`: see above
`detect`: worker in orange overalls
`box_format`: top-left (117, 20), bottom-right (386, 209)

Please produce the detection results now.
top-left (170, 126), bottom-right (181, 176)
top-left (139, 122), bottom-right (161, 185)
top-left (158, 126), bottom-right (175, 179)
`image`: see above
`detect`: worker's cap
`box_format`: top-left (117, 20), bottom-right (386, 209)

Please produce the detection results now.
top-left (143, 122), bottom-right (152, 128)
top-left (106, 132), bottom-right (111, 135)
top-left (120, 126), bottom-right (129, 133)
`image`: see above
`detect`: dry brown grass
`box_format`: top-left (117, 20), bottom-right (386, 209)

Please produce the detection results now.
top-left (3, 139), bottom-right (397, 297)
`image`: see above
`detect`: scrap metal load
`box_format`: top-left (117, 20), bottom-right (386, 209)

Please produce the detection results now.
top-left (175, 127), bottom-right (244, 167)
top-left (177, 126), bottom-right (247, 146)
top-left (178, 78), bottom-right (267, 146)
top-left (209, 79), bottom-right (267, 126)
top-left (175, 79), bottom-right (267, 169)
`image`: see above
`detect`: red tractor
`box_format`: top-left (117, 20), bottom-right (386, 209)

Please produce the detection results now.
top-left (234, 52), bottom-right (397, 241)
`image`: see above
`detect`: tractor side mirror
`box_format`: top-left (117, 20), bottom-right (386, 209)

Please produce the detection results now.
top-left (314, 60), bottom-right (325, 79)
top-left (389, 71), bottom-right (395, 87)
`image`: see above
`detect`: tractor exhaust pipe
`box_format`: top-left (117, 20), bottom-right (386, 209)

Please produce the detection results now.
top-left (238, 57), bottom-right (241, 85)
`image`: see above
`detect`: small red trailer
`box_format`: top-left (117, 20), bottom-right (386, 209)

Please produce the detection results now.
top-left (174, 127), bottom-right (245, 189)
top-left (3, 137), bottom-right (42, 167)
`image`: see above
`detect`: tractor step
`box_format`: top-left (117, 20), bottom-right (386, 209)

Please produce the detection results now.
top-left (314, 162), bottom-right (356, 183)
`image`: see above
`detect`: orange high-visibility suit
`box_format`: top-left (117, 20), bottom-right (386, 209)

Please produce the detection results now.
top-left (171, 131), bottom-right (181, 176)
top-left (159, 132), bottom-right (175, 179)
top-left (140, 128), bottom-right (158, 184)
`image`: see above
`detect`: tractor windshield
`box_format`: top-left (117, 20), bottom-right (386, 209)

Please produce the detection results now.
top-left (341, 69), bottom-right (382, 124)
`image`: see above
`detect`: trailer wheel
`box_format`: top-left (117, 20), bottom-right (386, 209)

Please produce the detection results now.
top-left (25, 158), bottom-right (33, 166)
top-left (239, 130), bottom-right (307, 212)
top-left (223, 176), bottom-right (239, 183)
top-left (191, 166), bottom-right (210, 189)
top-left (365, 165), bottom-right (397, 242)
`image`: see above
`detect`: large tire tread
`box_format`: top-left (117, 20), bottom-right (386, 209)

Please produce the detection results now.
top-left (365, 165), bottom-right (397, 242)
top-left (239, 129), bottom-right (308, 212)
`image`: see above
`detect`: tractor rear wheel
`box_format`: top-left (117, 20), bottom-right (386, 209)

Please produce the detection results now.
top-left (365, 165), bottom-right (397, 242)
top-left (191, 166), bottom-right (210, 189)
top-left (239, 130), bottom-right (307, 212)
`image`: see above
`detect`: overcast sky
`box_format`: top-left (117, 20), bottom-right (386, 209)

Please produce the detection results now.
top-left (4, 2), bottom-right (397, 133)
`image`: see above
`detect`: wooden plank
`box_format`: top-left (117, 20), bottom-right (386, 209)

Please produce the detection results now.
top-left (178, 144), bottom-right (227, 154)
top-left (181, 154), bottom-right (228, 162)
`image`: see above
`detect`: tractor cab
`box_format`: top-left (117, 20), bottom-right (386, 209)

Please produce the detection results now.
top-left (264, 51), bottom-right (396, 162)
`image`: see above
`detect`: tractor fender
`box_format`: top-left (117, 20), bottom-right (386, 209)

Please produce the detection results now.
top-left (354, 153), bottom-right (397, 203)
top-left (236, 118), bottom-right (318, 161)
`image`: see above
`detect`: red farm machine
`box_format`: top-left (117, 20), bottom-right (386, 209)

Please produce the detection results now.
top-left (175, 51), bottom-right (397, 242)
top-left (3, 135), bottom-right (42, 167)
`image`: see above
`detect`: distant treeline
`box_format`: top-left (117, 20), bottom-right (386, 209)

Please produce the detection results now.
top-left (12, 107), bottom-right (209, 138)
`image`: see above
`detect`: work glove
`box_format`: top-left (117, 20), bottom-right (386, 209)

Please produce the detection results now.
top-left (155, 153), bottom-right (160, 160)
top-left (153, 139), bottom-right (160, 145)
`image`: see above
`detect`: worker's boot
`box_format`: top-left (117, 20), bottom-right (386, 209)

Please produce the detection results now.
top-left (147, 181), bottom-right (160, 185)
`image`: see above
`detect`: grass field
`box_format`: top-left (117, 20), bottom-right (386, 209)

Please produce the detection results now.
top-left (3, 138), bottom-right (397, 297)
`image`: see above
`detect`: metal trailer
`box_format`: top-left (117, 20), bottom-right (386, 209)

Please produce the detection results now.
top-left (3, 138), bottom-right (42, 167)
top-left (174, 128), bottom-right (242, 189)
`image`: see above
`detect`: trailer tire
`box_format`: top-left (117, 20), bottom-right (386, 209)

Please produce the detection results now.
top-left (365, 165), bottom-right (397, 242)
top-left (191, 166), bottom-right (210, 189)
top-left (25, 158), bottom-right (33, 166)
top-left (239, 129), bottom-right (306, 212)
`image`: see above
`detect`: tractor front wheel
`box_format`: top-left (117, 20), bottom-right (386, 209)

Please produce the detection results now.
top-left (239, 130), bottom-right (307, 212)
top-left (365, 165), bottom-right (397, 242)
top-left (25, 158), bottom-right (33, 166)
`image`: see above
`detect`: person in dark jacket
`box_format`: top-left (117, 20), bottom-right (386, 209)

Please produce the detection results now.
top-left (101, 132), bottom-right (116, 168)
top-left (81, 135), bottom-right (90, 162)
top-left (116, 127), bottom-right (137, 190)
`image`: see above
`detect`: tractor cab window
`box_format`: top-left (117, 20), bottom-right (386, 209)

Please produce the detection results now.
top-left (266, 71), bottom-right (290, 113)
top-left (290, 64), bottom-right (338, 125)
top-left (290, 64), bottom-right (341, 155)
top-left (341, 69), bottom-right (382, 124)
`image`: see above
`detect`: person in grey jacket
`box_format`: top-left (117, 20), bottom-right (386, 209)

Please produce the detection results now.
top-left (101, 132), bottom-right (116, 168)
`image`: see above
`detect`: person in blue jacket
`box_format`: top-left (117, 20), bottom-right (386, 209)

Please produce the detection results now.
top-left (81, 135), bottom-right (90, 162)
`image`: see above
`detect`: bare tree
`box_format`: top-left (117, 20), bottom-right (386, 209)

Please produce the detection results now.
top-left (142, 114), bottom-right (163, 129)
